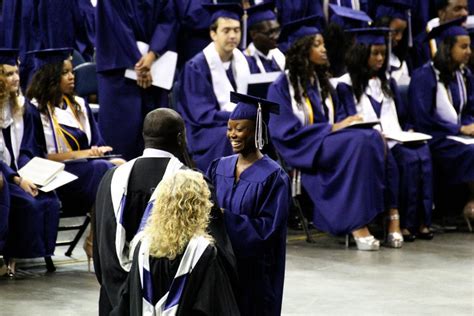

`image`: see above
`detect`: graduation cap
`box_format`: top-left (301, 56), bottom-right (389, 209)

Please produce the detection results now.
top-left (229, 91), bottom-right (279, 150)
top-left (427, 16), bottom-right (468, 42)
top-left (0, 49), bottom-right (19, 66)
top-left (329, 4), bottom-right (372, 30)
top-left (203, 3), bottom-right (244, 24)
top-left (27, 48), bottom-right (73, 70)
top-left (345, 27), bottom-right (391, 45)
top-left (375, 0), bottom-right (413, 46)
top-left (278, 15), bottom-right (325, 47)
top-left (247, 1), bottom-right (277, 28)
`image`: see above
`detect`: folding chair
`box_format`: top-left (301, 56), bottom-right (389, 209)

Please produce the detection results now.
top-left (74, 62), bottom-right (100, 117)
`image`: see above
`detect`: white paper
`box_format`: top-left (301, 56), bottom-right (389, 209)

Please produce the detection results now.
top-left (247, 71), bottom-right (281, 84)
top-left (346, 120), bottom-right (381, 129)
top-left (18, 157), bottom-right (65, 186)
top-left (124, 42), bottom-right (178, 90)
top-left (447, 135), bottom-right (474, 145)
top-left (39, 170), bottom-right (78, 192)
top-left (384, 131), bottom-right (432, 143)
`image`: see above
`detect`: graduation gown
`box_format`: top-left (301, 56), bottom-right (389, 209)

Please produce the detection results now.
top-left (30, 96), bottom-right (113, 215)
top-left (0, 172), bottom-right (10, 254)
top-left (95, 0), bottom-right (177, 160)
top-left (409, 63), bottom-right (474, 185)
top-left (207, 155), bottom-right (290, 316)
top-left (275, 0), bottom-right (323, 25)
top-left (126, 240), bottom-right (240, 316)
top-left (267, 73), bottom-right (386, 235)
top-left (244, 43), bottom-right (285, 74)
top-left (0, 100), bottom-right (60, 258)
top-left (336, 76), bottom-right (433, 229)
top-left (176, 49), bottom-right (250, 171)
top-left (94, 151), bottom-right (237, 315)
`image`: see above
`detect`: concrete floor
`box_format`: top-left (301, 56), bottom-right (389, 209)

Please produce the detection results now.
top-left (0, 230), bottom-right (473, 316)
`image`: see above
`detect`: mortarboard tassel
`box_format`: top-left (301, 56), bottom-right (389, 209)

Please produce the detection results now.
top-left (407, 9), bottom-right (413, 48)
top-left (241, 10), bottom-right (248, 50)
top-left (255, 102), bottom-right (265, 150)
top-left (387, 31), bottom-right (392, 76)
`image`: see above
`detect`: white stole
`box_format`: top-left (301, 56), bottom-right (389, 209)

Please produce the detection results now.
top-left (34, 96), bottom-right (92, 154)
top-left (245, 42), bottom-right (285, 73)
top-left (139, 236), bottom-right (210, 316)
top-left (203, 42), bottom-right (250, 112)
top-left (0, 96), bottom-right (25, 169)
top-left (286, 71), bottom-right (335, 125)
top-left (389, 52), bottom-right (410, 85)
top-left (110, 149), bottom-right (184, 271)
top-left (432, 64), bottom-right (467, 125)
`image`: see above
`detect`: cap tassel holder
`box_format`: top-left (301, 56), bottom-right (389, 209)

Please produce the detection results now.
top-left (255, 102), bottom-right (265, 150)
top-left (407, 9), bottom-right (413, 48)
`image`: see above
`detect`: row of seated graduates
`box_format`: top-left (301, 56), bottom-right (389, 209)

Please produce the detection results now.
top-left (0, 0), bottom-right (472, 272)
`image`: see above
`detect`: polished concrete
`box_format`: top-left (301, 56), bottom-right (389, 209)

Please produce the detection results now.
top-left (0, 229), bottom-right (473, 316)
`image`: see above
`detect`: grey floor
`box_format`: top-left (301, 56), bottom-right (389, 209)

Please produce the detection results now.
top-left (0, 230), bottom-right (473, 316)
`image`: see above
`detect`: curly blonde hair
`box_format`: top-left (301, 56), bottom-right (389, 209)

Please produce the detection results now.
top-left (0, 77), bottom-right (8, 104)
top-left (144, 169), bottom-right (214, 259)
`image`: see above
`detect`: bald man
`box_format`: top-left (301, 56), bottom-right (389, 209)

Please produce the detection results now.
top-left (93, 108), bottom-right (236, 315)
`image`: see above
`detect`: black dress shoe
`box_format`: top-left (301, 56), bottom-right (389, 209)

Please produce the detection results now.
top-left (402, 233), bottom-right (416, 242)
top-left (417, 231), bottom-right (434, 240)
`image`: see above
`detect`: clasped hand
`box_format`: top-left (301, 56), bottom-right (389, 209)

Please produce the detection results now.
top-left (89, 146), bottom-right (113, 157)
top-left (135, 52), bottom-right (156, 89)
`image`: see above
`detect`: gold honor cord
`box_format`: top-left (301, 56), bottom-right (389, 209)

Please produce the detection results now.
top-left (49, 103), bottom-right (82, 153)
top-left (304, 96), bottom-right (314, 125)
top-left (63, 96), bottom-right (84, 131)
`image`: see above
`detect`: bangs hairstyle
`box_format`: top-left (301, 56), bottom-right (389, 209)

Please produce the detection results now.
top-left (144, 170), bottom-right (214, 259)
top-left (0, 64), bottom-right (23, 117)
top-left (26, 60), bottom-right (81, 115)
top-left (286, 34), bottom-right (332, 105)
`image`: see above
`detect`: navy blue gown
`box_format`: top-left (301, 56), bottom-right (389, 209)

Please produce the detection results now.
top-left (30, 96), bottom-right (114, 215)
top-left (267, 74), bottom-right (386, 235)
top-left (207, 154), bottom-right (290, 316)
top-left (336, 78), bottom-right (433, 230)
top-left (409, 64), bottom-right (474, 185)
top-left (1, 102), bottom-right (60, 258)
top-left (95, 0), bottom-right (177, 160)
top-left (0, 172), bottom-right (10, 254)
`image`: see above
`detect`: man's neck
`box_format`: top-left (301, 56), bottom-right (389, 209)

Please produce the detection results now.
top-left (215, 45), bottom-right (233, 62)
top-left (255, 44), bottom-right (270, 57)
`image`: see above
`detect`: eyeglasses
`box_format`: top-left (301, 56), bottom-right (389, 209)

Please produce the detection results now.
top-left (259, 27), bottom-right (281, 37)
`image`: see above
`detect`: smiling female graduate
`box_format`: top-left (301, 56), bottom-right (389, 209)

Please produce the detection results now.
top-left (207, 92), bottom-right (290, 316)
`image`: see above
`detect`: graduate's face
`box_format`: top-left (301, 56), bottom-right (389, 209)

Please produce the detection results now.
top-left (389, 18), bottom-right (407, 48)
top-left (368, 44), bottom-right (387, 72)
top-left (251, 20), bottom-right (280, 53)
top-left (1, 64), bottom-right (20, 93)
top-left (308, 34), bottom-right (328, 66)
top-left (227, 119), bottom-right (255, 154)
top-left (60, 60), bottom-right (75, 95)
top-left (451, 35), bottom-right (471, 66)
top-left (211, 18), bottom-right (242, 55)
top-left (439, 0), bottom-right (468, 23)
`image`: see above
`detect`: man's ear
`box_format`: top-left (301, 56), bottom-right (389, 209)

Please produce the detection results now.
top-left (210, 30), bottom-right (217, 42)
top-left (177, 132), bottom-right (183, 147)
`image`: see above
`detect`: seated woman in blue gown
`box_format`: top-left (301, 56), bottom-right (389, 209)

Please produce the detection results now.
top-left (25, 48), bottom-right (120, 217)
top-left (126, 169), bottom-right (240, 315)
top-left (267, 16), bottom-right (387, 250)
top-left (409, 17), bottom-right (474, 231)
top-left (0, 49), bottom-right (61, 276)
top-left (336, 28), bottom-right (434, 243)
top-left (207, 92), bottom-right (290, 316)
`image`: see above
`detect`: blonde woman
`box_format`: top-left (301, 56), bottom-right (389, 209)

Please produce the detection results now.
top-left (125, 170), bottom-right (240, 316)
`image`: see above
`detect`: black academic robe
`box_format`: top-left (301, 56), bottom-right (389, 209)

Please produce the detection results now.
top-left (125, 242), bottom-right (240, 316)
top-left (93, 157), bottom-right (237, 315)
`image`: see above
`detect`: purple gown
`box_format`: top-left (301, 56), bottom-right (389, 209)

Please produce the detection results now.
top-left (207, 154), bottom-right (290, 316)
top-left (0, 173), bottom-right (10, 254)
top-left (30, 97), bottom-right (113, 215)
top-left (337, 79), bottom-right (433, 230)
top-left (1, 103), bottom-right (60, 258)
top-left (267, 74), bottom-right (386, 235)
top-left (176, 52), bottom-right (234, 171)
top-left (95, 0), bottom-right (177, 160)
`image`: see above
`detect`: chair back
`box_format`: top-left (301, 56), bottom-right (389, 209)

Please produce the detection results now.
top-left (74, 62), bottom-right (98, 98)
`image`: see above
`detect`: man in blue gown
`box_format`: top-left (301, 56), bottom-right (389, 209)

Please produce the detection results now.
top-left (176, 3), bottom-right (251, 171)
top-left (95, 0), bottom-right (177, 160)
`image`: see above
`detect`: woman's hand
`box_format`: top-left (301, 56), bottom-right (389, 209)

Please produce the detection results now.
top-left (332, 115), bottom-right (363, 132)
top-left (135, 52), bottom-right (156, 89)
top-left (14, 176), bottom-right (38, 197)
top-left (89, 146), bottom-right (113, 157)
top-left (460, 124), bottom-right (474, 137)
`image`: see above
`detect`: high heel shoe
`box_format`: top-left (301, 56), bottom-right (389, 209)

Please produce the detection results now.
top-left (83, 230), bottom-right (93, 272)
top-left (353, 235), bottom-right (380, 251)
top-left (6, 259), bottom-right (16, 278)
top-left (384, 214), bottom-right (404, 248)
top-left (463, 203), bottom-right (474, 232)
